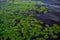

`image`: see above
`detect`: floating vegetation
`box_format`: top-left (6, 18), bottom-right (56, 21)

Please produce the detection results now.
top-left (0, 0), bottom-right (60, 40)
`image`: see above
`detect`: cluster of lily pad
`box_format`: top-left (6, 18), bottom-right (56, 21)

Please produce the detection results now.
top-left (0, 1), bottom-right (60, 40)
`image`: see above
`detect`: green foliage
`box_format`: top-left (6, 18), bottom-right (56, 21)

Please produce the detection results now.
top-left (37, 6), bottom-right (49, 14)
top-left (0, 1), bottom-right (60, 40)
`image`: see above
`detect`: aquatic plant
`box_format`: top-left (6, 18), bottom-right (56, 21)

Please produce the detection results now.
top-left (36, 6), bottom-right (49, 14)
top-left (0, 0), bottom-right (60, 40)
top-left (0, 11), bottom-right (60, 40)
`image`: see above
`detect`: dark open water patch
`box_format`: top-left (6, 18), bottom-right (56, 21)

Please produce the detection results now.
top-left (56, 33), bottom-right (60, 40)
top-left (35, 13), bottom-right (60, 25)
top-left (33, 0), bottom-right (60, 25)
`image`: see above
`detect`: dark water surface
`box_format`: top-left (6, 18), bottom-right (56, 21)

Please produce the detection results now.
top-left (33, 0), bottom-right (60, 40)
top-left (33, 0), bottom-right (60, 25)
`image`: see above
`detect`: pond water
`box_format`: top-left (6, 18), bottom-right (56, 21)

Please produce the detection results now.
top-left (0, 0), bottom-right (60, 40)
top-left (0, 0), bottom-right (60, 24)
top-left (33, 0), bottom-right (60, 24)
